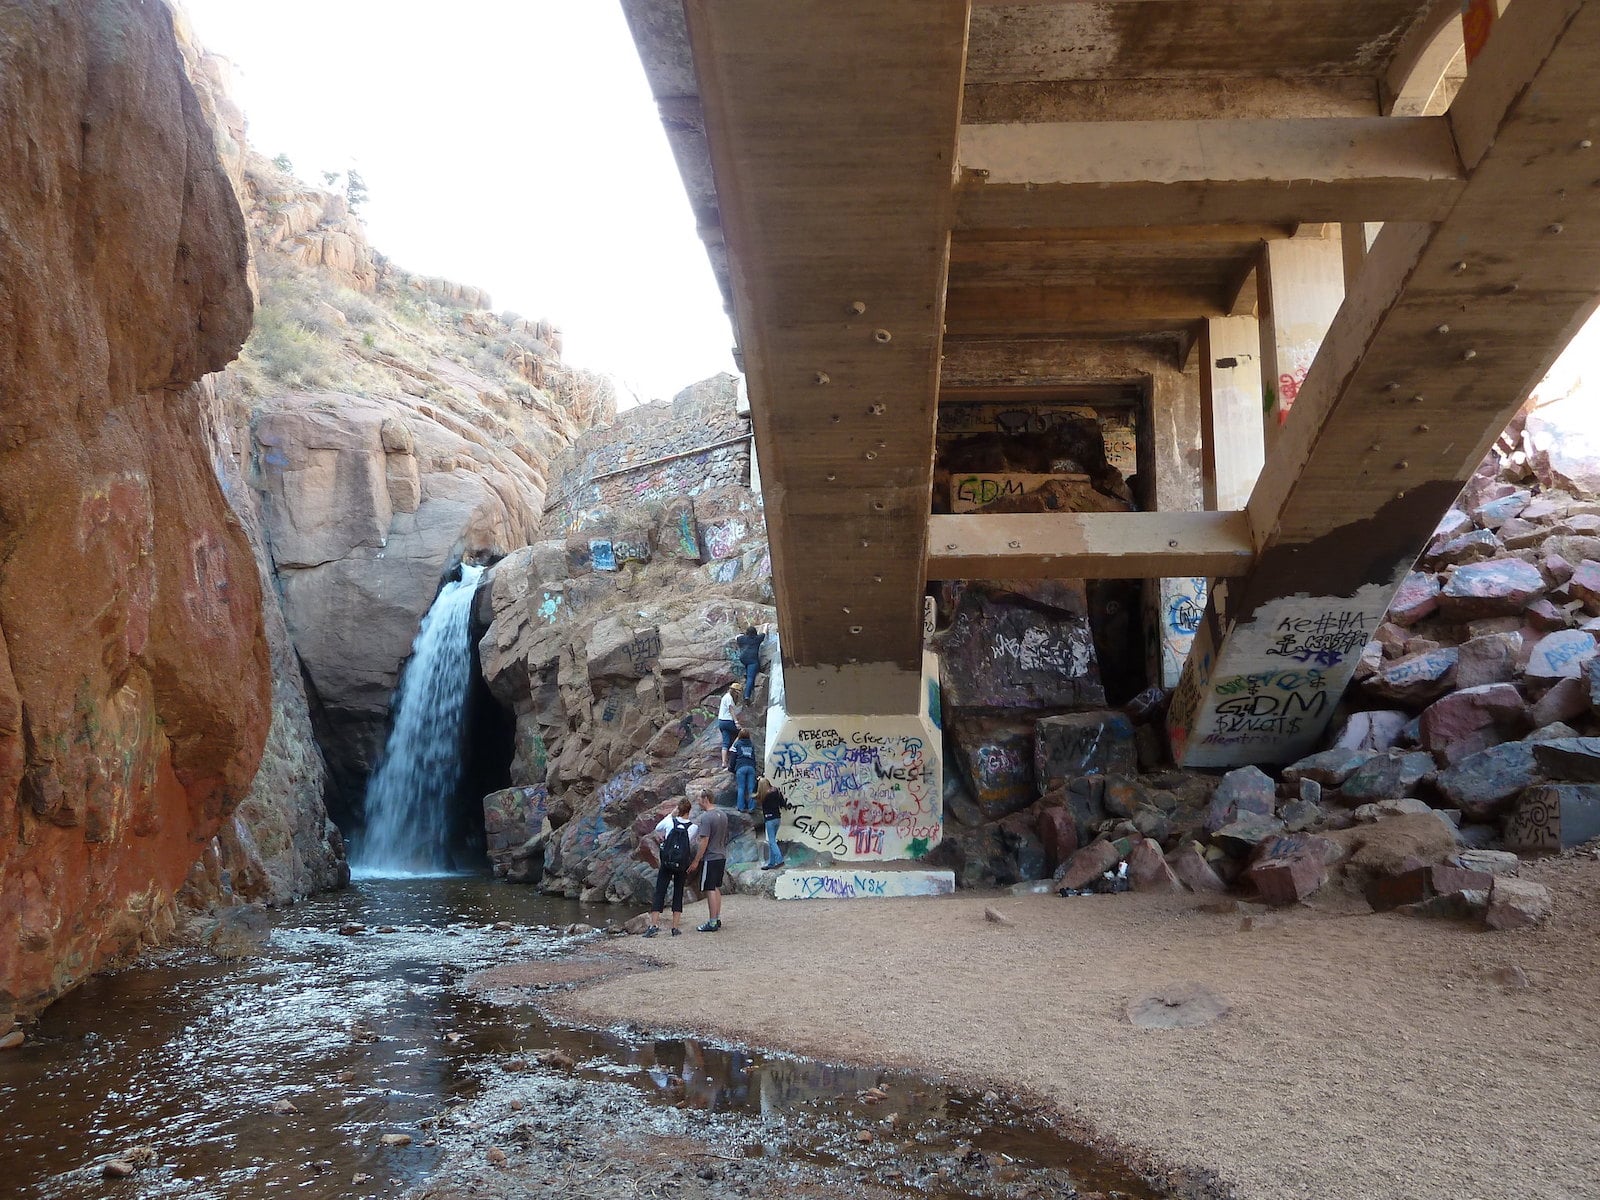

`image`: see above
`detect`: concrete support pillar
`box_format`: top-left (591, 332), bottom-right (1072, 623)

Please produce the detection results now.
top-left (1146, 354), bottom-right (1206, 689)
top-left (1258, 230), bottom-right (1345, 454)
top-left (1340, 222), bottom-right (1382, 290)
top-left (1199, 316), bottom-right (1265, 512)
top-left (763, 653), bottom-right (944, 863)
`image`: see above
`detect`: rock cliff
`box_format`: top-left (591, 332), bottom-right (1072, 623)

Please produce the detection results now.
top-left (224, 167), bottom-right (614, 820)
top-left (174, 34), bottom-right (615, 830)
top-left (0, 0), bottom-right (270, 1019)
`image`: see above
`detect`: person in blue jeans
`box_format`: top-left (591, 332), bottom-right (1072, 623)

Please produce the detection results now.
top-left (716, 683), bottom-right (742, 768)
top-left (757, 776), bottom-right (788, 869)
top-left (734, 625), bottom-right (763, 698)
top-left (730, 727), bottom-right (758, 812)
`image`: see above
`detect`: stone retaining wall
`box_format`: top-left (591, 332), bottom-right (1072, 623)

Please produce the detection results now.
top-left (543, 374), bottom-right (751, 534)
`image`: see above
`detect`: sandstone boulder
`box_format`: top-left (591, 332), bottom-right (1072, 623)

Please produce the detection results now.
top-left (1437, 559), bottom-right (1546, 619)
top-left (1435, 742), bottom-right (1545, 821)
top-left (1530, 736), bottom-right (1600, 782)
top-left (1202, 765), bottom-right (1276, 834)
top-left (1418, 684), bottom-right (1528, 766)
top-left (1336, 750), bottom-right (1437, 803)
top-left (1281, 748), bottom-right (1376, 788)
top-left (1524, 630), bottom-right (1598, 682)
top-left (1504, 784), bottom-right (1600, 852)
top-left (1485, 877), bottom-right (1553, 931)
top-left (1364, 648), bottom-right (1458, 705)
top-left (1387, 572), bottom-right (1441, 625)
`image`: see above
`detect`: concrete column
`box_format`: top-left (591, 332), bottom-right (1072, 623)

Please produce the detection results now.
top-left (1257, 231), bottom-right (1345, 454)
top-left (1199, 316), bottom-right (1265, 512)
top-left (1146, 354), bottom-right (1206, 689)
top-left (763, 654), bottom-right (944, 862)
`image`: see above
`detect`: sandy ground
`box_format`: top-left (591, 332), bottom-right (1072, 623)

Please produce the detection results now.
top-left (544, 853), bottom-right (1600, 1200)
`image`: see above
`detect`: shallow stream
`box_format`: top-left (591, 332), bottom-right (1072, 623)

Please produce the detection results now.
top-left (0, 878), bottom-right (1171, 1199)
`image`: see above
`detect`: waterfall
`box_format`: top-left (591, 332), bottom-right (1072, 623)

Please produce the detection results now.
top-left (352, 563), bottom-right (485, 877)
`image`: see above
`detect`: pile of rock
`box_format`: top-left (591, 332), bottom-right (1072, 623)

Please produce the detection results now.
top-left (937, 399), bottom-right (1600, 929)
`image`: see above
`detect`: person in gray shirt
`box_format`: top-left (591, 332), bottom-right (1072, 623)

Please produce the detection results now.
top-left (688, 789), bottom-right (729, 932)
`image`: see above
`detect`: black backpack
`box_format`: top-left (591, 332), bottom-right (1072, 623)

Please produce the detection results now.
top-left (660, 818), bottom-right (692, 871)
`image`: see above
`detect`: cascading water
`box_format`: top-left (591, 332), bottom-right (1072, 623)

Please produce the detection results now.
top-left (353, 563), bottom-right (485, 876)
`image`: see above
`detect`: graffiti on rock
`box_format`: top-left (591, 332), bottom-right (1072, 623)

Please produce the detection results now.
top-left (676, 509), bottom-right (700, 558)
top-left (624, 629), bottom-right (662, 675)
top-left (589, 539), bottom-right (617, 572)
top-left (612, 539), bottom-right (649, 565)
top-left (704, 519), bottom-right (747, 561)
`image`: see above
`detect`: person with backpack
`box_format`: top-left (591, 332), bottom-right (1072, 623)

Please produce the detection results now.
top-left (643, 797), bottom-right (699, 938)
top-left (734, 625), bottom-right (764, 699)
top-left (729, 728), bottom-right (758, 813)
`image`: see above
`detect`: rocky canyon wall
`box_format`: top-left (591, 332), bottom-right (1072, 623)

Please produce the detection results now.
top-left (478, 377), bottom-right (777, 901)
top-left (176, 31), bottom-right (615, 827)
top-left (0, 0), bottom-right (271, 1019)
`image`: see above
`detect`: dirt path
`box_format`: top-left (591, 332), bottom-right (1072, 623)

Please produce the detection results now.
top-left (548, 854), bottom-right (1600, 1200)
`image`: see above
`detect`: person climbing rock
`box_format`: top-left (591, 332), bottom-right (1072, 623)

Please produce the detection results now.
top-left (734, 624), bottom-right (764, 700)
top-left (730, 727), bottom-right (758, 812)
top-left (757, 776), bottom-right (788, 870)
top-left (717, 683), bottom-right (742, 768)
top-left (688, 790), bottom-right (728, 932)
top-left (643, 797), bottom-right (698, 938)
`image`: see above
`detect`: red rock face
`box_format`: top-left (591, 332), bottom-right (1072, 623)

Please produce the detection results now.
top-left (0, 0), bottom-right (267, 1018)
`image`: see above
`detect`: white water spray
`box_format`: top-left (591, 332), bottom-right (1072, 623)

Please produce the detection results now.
top-left (352, 564), bottom-right (485, 877)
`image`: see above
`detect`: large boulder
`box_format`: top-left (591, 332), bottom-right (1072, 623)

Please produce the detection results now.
top-left (1202, 765), bottom-right (1276, 835)
top-left (1364, 647), bottom-right (1459, 705)
top-left (938, 583), bottom-right (1103, 710)
top-left (1504, 784), bottom-right (1600, 852)
top-left (1336, 751), bottom-right (1437, 803)
top-left (1435, 741), bottom-right (1546, 821)
top-left (1034, 711), bottom-right (1136, 789)
top-left (1418, 684), bottom-right (1528, 766)
top-left (948, 718), bottom-right (1037, 820)
top-left (1530, 736), bottom-right (1600, 782)
top-left (0, 0), bottom-right (271, 1018)
top-left (1436, 559), bottom-right (1546, 619)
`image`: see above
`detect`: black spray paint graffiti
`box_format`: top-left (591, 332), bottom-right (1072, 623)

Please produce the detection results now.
top-left (1263, 609), bottom-right (1370, 668)
top-left (624, 629), bottom-right (663, 674)
top-left (1207, 668), bottom-right (1330, 739)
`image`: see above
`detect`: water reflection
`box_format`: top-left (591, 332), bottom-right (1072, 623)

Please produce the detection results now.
top-left (0, 878), bottom-right (1155, 1200)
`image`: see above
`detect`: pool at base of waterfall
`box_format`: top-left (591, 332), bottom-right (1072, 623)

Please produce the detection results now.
top-left (0, 877), bottom-right (1207, 1200)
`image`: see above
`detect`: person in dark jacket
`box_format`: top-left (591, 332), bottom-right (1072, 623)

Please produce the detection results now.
top-left (729, 727), bottom-right (758, 813)
top-left (734, 625), bottom-right (763, 699)
top-left (757, 776), bottom-right (788, 870)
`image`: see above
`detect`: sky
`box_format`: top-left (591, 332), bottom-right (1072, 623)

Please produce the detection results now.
top-left (179, 0), bottom-right (735, 406)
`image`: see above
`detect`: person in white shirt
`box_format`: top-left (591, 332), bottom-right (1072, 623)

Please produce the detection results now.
top-left (643, 797), bottom-right (699, 938)
top-left (716, 683), bottom-right (743, 768)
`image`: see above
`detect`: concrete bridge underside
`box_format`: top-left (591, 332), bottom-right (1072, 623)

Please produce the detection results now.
top-left (623, 0), bottom-right (1600, 768)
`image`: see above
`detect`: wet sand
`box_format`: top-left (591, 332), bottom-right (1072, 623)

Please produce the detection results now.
top-left (550, 852), bottom-right (1600, 1200)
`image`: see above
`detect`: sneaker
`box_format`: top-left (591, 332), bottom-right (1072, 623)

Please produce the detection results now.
top-left (761, 862), bottom-right (780, 871)
top-left (697, 919), bottom-right (722, 933)
top-left (670, 927), bottom-right (682, 936)
top-left (641, 925), bottom-right (659, 938)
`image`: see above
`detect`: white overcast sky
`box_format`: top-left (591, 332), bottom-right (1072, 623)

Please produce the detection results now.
top-left (179, 0), bottom-right (735, 405)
